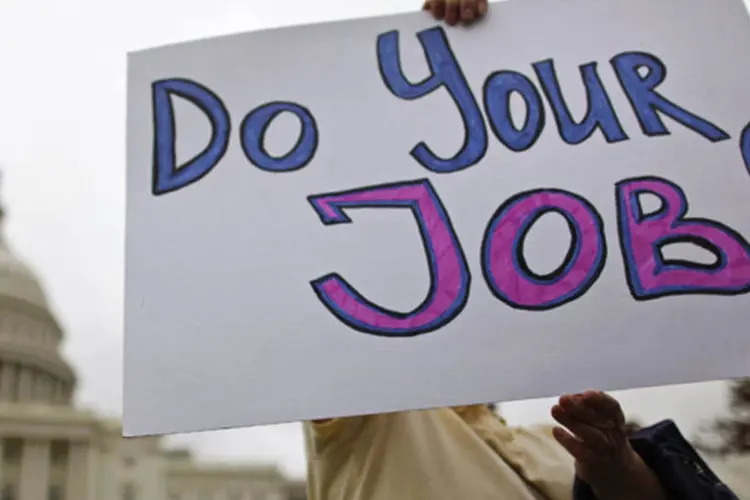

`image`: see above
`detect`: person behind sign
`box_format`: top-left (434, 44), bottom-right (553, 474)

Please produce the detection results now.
top-left (303, 2), bottom-right (740, 500)
top-left (306, 391), bottom-right (671, 500)
top-left (307, 389), bottom-right (739, 500)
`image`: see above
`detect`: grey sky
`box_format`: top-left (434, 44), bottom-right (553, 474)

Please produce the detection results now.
top-left (0, 0), bottom-right (746, 479)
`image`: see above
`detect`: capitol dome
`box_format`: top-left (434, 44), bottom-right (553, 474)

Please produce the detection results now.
top-left (0, 237), bottom-right (49, 310)
top-left (0, 205), bottom-right (76, 405)
top-left (0, 190), bottom-right (293, 500)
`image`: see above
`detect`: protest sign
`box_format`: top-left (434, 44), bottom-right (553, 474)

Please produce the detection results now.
top-left (125, 0), bottom-right (750, 436)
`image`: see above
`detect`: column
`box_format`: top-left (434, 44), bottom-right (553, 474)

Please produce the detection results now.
top-left (54, 382), bottom-right (66, 404)
top-left (0, 363), bottom-right (15, 400)
top-left (19, 439), bottom-right (50, 500)
top-left (38, 374), bottom-right (49, 402)
top-left (37, 375), bottom-right (51, 403)
top-left (59, 383), bottom-right (70, 404)
top-left (0, 438), bottom-right (5, 487)
top-left (65, 442), bottom-right (91, 500)
top-left (30, 372), bottom-right (40, 402)
top-left (17, 369), bottom-right (32, 402)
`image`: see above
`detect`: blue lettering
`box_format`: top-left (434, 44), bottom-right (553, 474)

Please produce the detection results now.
top-left (741, 122), bottom-right (750, 177)
top-left (611, 52), bottom-right (730, 142)
top-left (377, 27), bottom-right (487, 173)
top-left (533, 59), bottom-right (628, 144)
top-left (482, 71), bottom-right (545, 152)
top-left (240, 101), bottom-right (318, 172)
top-left (151, 79), bottom-right (230, 196)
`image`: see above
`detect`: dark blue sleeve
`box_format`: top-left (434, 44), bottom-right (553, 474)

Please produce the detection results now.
top-left (572, 420), bottom-right (740, 500)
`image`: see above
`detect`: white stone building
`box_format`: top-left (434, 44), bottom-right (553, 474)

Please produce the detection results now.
top-left (0, 203), bottom-right (292, 500)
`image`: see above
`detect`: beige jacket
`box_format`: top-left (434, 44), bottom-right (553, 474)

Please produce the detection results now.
top-left (304, 405), bottom-right (575, 500)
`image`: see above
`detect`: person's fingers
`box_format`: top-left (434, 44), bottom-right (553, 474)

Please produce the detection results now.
top-left (445, 0), bottom-right (461, 25)
top-left (582, 390), bottom-right (626, 427)
top-left (560, 393), bottom-right (603, 426)
top-left (460, 0), bottom-right (476, 24)
top-left (552, 426), bottom-right (596, 463)
top-left (431, 0), bottom-right (446, 19)
top-left (552, 404), bottom-right (611, 454)
top-left (427, 0), bottom-right (487, 25)
top-left (562, 392), bottom-right (621, 429)
top-left (477, 0), bottom-right (488, 16)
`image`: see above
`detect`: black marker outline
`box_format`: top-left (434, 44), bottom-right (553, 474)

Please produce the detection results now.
top-left (376, 27), bottom-right (488, 173)
top-left (481, 188), bottom-right (607, 311)
top-left (239, 101), bottom-right (319, 173)
top-left (532, 58), bottom-right (628, 145)
top-left (482, 70), bottom-right (545, 152)
top-left (610, 51), bottom-right (730, 142)
top-left (307, 178), bottom-right (471, 337)
top-left (151, 78), bottom-right (231, 196)
top-left (615, 175), bottom-right (750, 301)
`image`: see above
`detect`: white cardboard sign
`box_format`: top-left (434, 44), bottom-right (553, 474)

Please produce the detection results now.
top-left (125, 0), bottom-right (750, 436)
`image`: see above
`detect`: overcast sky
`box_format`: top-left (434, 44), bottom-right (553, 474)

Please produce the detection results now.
top-left (0, 0), bottom-right (746, 479)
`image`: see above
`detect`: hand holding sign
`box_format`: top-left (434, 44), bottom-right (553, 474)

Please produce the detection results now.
top-left (423, 0), bottom-right (489, 25)
top-left (552, 392), bottom-right (669, 500)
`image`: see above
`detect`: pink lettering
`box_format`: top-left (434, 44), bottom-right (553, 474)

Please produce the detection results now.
top-left (308, 179), bottom-right (470, 337)
top-left (481, 189), bottom-right (606, 310)
top-left (616, 176), bottom-right (750, 299)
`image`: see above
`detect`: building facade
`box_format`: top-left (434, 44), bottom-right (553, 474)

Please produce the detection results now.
top-left (0, 203), bottom-right (294, 500)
